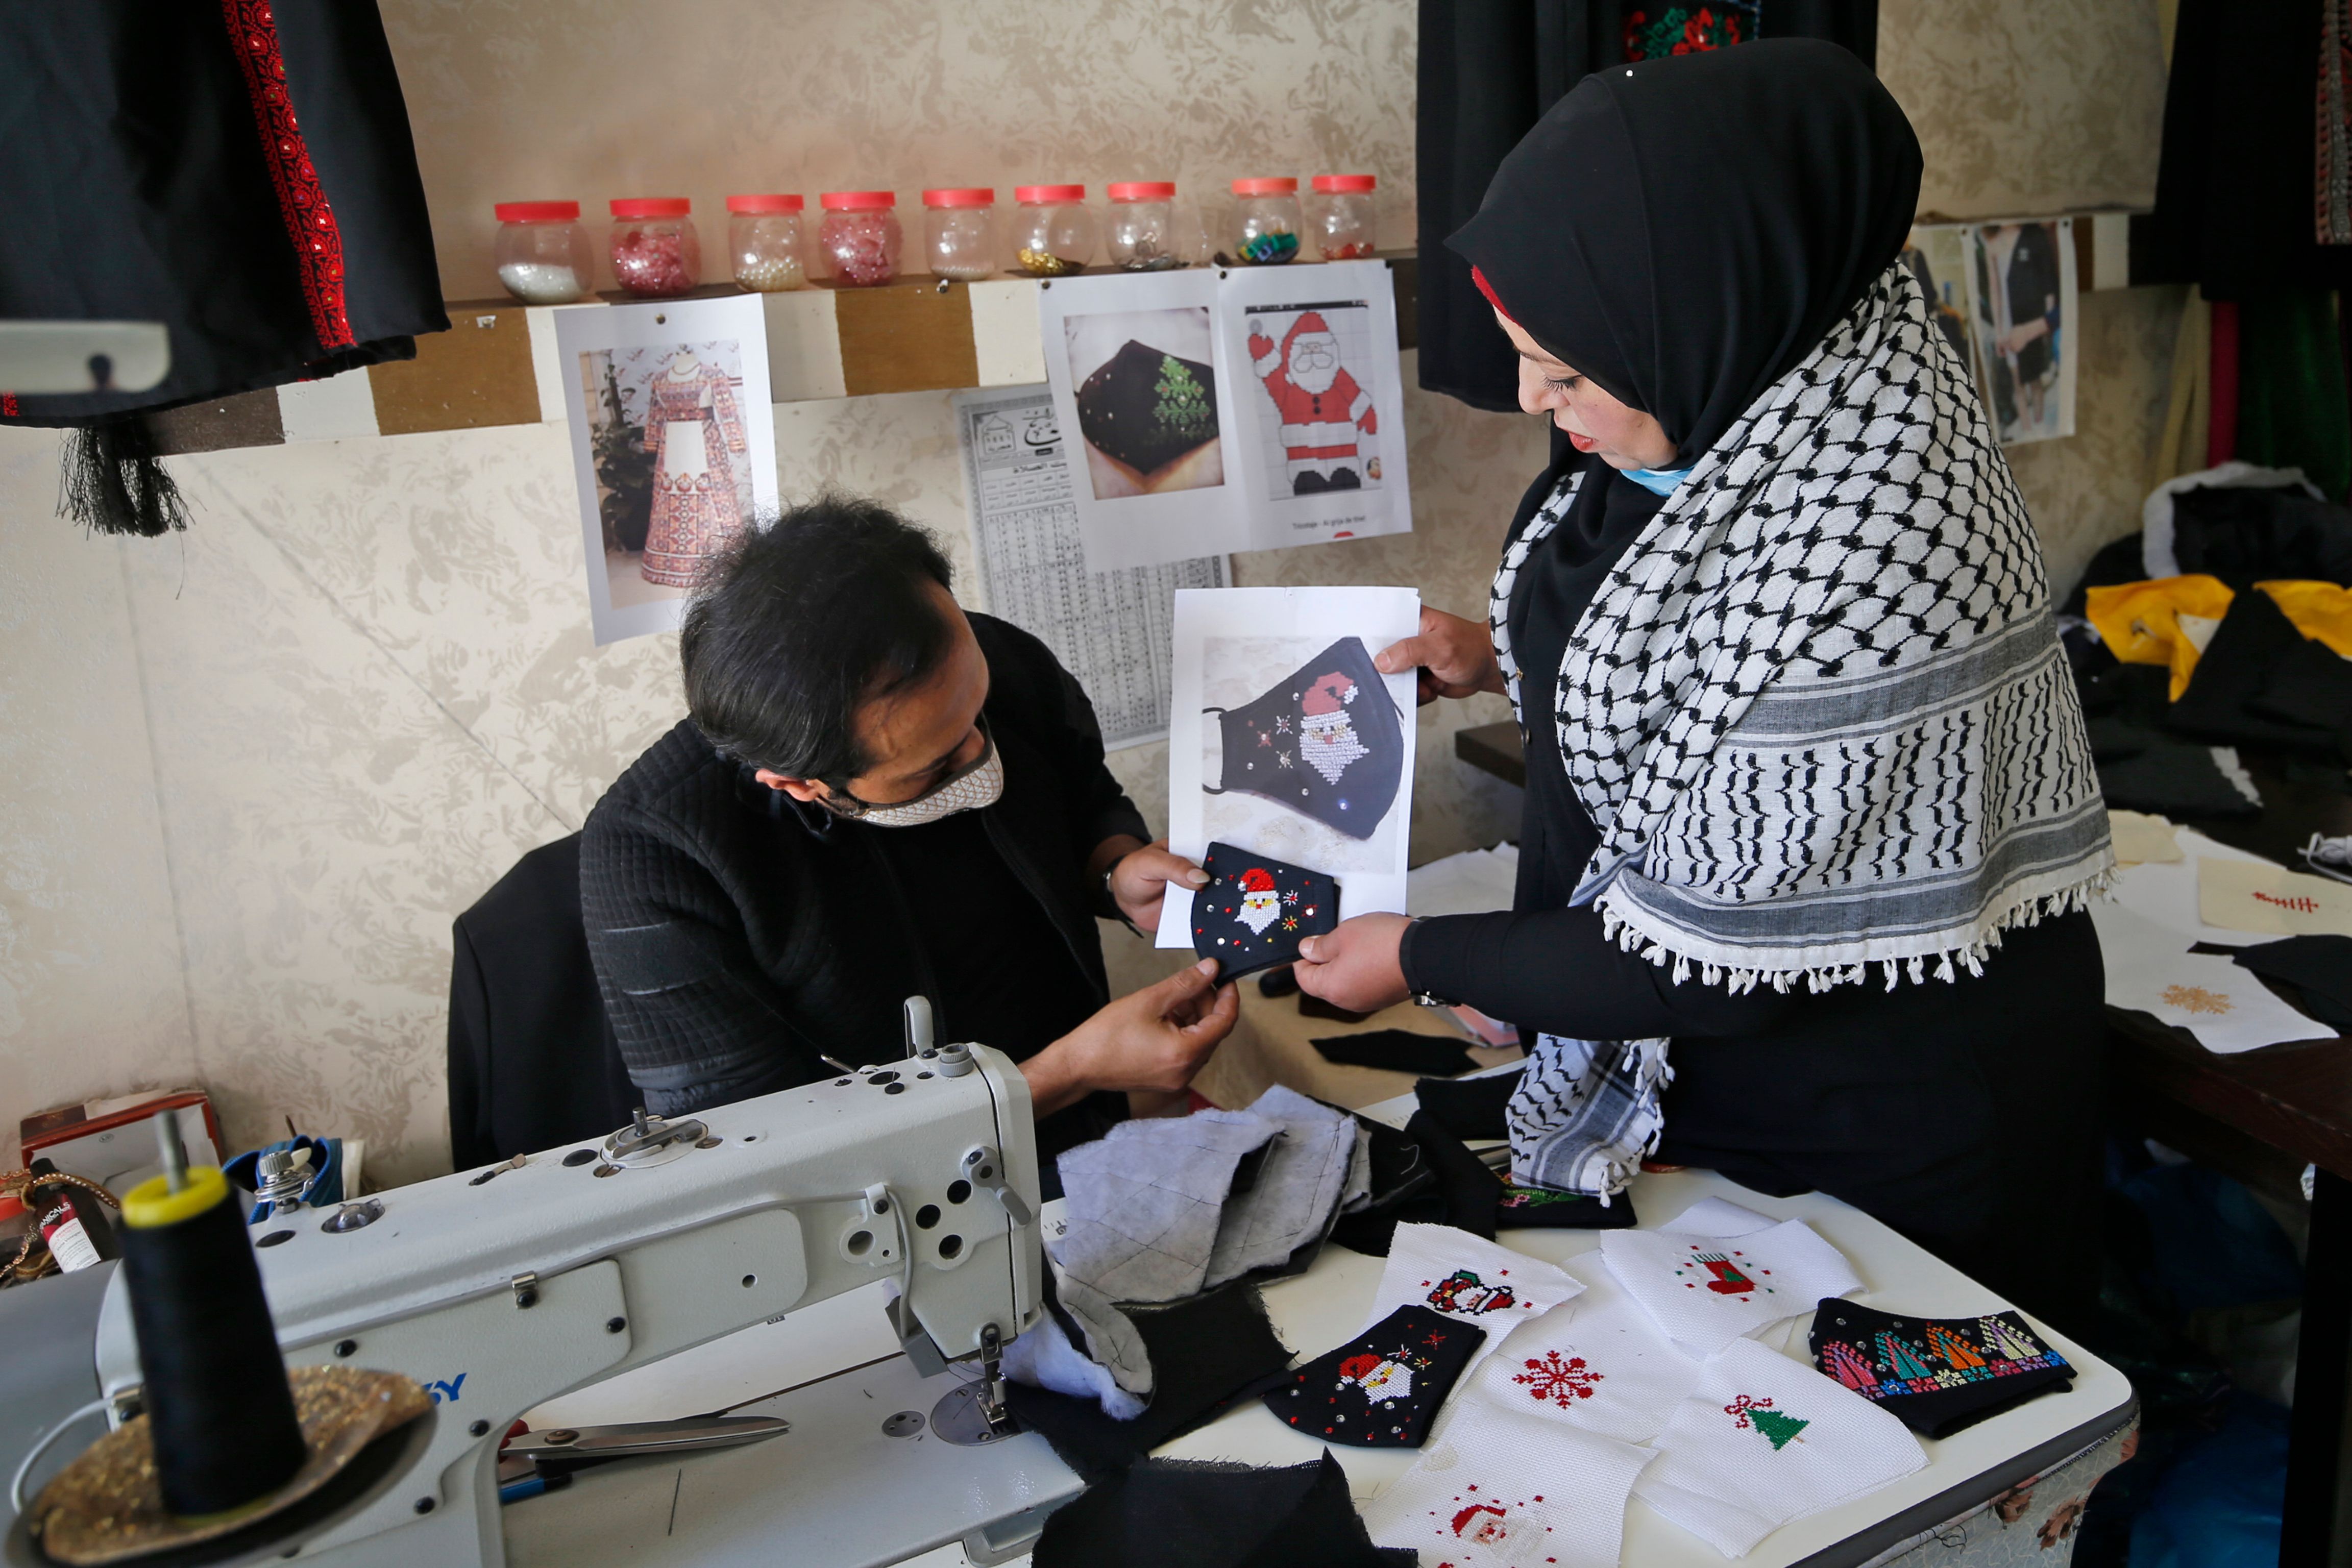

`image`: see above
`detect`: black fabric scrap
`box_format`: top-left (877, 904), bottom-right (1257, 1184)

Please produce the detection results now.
top-left (2230, 936), bottom-right (2352, 1034)
top-left (2167, 482), bottom-right (2352, 589)
top-left (1330, 1112), bottom-right (1502, 1255)
top-left (1497, 1183), bottom-right (1640, 1230)
top-left (1298, 993), bottom-right (1376, 1024)
top-left (1414, 1067), bottom-right (1521, 1141)
top-left (2250, 638), bottom-right (2352, 761)
top-left (1007, 1283), bottom-right (1294, 1482)
top-left (2170, 588), bottom-right (2343, 753)
top-left (1312, 1030), bottom-right (1481, 1077)
top-left (1032, 1452), bottom-right (1410, 1568)
top-left (2097, 742), bottom-right (2262, 819)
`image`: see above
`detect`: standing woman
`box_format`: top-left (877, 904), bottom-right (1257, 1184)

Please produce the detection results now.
top-left (1292, 42), bottom-right (2112, 1327)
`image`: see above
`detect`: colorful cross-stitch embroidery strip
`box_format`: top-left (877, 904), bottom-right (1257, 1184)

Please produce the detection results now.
top-left (1261, 1304), bottom-right (1484, 1447)
top-left (1808, 1301), bottom-right (2074, 1438)
top-left (1361, 1399), bottom-right (1652, 1568)
top-left (1191, 842), bottom-right (1340, 982)
top-left (1599, 1217), bottom-right (1861, 1353)
top-left (1634, 1337), bottom-right (1925, 1557)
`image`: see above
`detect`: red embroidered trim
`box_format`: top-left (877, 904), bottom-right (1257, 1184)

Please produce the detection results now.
top-left (217, 0), bottom-right (355, 352)
top-left (0, 394), bottom-right (18, 418)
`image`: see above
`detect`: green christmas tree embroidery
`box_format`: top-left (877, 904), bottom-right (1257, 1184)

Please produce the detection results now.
top-left (1152, 356), bottom-right (1214, 445)
top-left (1728, 1394), bottom-right (1809, 1450)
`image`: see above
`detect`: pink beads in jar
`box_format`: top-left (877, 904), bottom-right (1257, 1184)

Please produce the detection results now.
top-left (820, 191), bottom-right (902, 287)
top-left (608, 198), bottom-right (700, 298)
top-left (1311, 175), bottom-right (1379, 260)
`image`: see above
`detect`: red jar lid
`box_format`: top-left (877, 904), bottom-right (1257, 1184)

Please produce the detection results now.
top-left (495, 200), bottom-right (580, 223)
top-left (1108, 182), bottom-right (1177, 202)
top-left (610, 197), bottom-right (691, 218)
top-left (1312, 174), bottom-right (1378, 194)
top-left (727, 193), bottom-right (804, 214)
top-left (1231, 177), bottom-right (1298, 197)
top-left (922, 188), bottom-right (996, 208)
top-left (821, 190), bottom-right (897, 211)
top-left (1015, 184), bottom-right (1087, 204)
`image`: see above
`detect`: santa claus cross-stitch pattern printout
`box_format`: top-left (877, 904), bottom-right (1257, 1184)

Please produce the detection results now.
top-left (1220, 259), bottom-right (1412, 551)
top-left (1158, 585), bottom-right (1419, 947)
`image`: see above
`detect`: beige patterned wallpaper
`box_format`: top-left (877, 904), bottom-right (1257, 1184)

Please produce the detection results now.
top-left (0, 1), bottom-right (2176, 1183)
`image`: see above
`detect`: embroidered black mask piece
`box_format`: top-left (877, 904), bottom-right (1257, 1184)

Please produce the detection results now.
top-left (1808, 1301), bottom-right (2073, 1439)
top-left (1075, 339), bottom-right (1220, 477)
top-left (1205, 636), bottom-right (1404, 840)
top-left (1261, 1304), bottom-right (1484, 1448)
top-left (1192, 842), bottom-right (1339, 982)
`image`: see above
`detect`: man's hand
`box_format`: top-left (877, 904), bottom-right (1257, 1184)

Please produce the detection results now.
top-left (1022, 959), bottom-right (1240, 1117)
top-left (1107, 839), bottom-right (1210, 932)
top-left (1291, 913), bottom-right (1413, 1014)
top-left (1376, 606), bottom-right (1506, 706)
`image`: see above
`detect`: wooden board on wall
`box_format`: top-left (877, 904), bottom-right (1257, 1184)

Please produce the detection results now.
top-left (368, 306), bottom-right (541, 435)
top-left (834, 280), bottom-right (980, 398)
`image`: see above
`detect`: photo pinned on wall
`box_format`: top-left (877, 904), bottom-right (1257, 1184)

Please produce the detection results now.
top-left (1038, 269), bottom-right (1254, 572)
top-left (1961, 218), bottom-right (2077, 446)
top-left (1899, 225), bottom-right (1983, 392)
top-left (555, 294), bottom-right (778, 644)
top-left (1157, 585), bottom-right (1421, 950)
top-left (1216, 259), bottom-right (1412, 551)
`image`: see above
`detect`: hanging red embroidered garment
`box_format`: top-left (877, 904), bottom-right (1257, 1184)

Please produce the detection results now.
top-left (639, 352), bottom-right (750, 588)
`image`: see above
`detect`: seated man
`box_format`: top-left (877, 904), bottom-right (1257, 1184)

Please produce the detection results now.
top-left (581, 495), bottom-right (1235, 1172)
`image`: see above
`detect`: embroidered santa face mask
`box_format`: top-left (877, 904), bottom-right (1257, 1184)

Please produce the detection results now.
top-left (1191, 841), bottom-right (1339, 981)
top-left (1205, 636), bottom-right (1403, 840)
top-left (1261, 1304), bottom-right (1484, 1448)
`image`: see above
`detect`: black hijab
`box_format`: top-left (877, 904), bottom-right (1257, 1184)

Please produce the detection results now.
top-left (1450, 39), bottom-right (1923, 467)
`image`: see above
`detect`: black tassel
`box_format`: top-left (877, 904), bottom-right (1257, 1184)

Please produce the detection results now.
top-left (59, 416), bottom-right (192, 537)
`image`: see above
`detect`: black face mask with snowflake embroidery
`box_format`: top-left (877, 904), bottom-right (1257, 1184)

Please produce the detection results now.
top-left (1261, 1304), bottom-right (1484, 1447)
top-left (1204, 636), bottom-right (1404, 841)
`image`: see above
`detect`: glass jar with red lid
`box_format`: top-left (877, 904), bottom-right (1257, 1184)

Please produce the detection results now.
top-left (494, 201), bottom-right (595, 303)
top-left (1106, 182), bottom-right (1181, 271)
top-left (1230, 178), bottom-right (1302, 264)
top-left (609, 197), bottom-right (700, 298)
top-left (727, 194), bottom-right (809, 292)
top-left (1011, 185), bottom-right (1097, 276)
top-left (1310, 175), bottom-right (1379, 260)
top-left (921, 189), bottom-right (998, 281)
top-left (820, 191), bottom-right (901, 287)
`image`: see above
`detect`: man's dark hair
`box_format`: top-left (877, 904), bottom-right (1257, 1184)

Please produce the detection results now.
top-left (681, 495), bottom-right (957, 785)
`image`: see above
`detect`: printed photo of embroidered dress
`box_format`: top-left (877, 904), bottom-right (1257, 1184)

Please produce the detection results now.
top-left (1204, 635), bottom-right (1405, 839)
top-left (1808, 1302), bottom-right (2074, 1438)
top-left (1243, 303), bottom-right (1381, 499)
top-left (639, 346), bottom-right (751, 587)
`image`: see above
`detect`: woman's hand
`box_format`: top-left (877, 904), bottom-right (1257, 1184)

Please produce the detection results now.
top-left (1022, 959), bottom-right (1240, 1116)
top-left (1291, 913), bottom-right (1413, 1014)
top-left (1105, 839), bottom-right (1210, 931)
top-left (1376, 606), bottom-right (1506, 706)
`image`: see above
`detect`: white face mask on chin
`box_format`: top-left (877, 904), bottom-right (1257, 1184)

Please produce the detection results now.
top-left (822, 729), bottom-right (1004, 827)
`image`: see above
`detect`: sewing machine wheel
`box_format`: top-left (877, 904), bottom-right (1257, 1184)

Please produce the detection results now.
top-left (6, 1389), bottom-right (436, 1568)
top-left (930, 1381), bottom-right (1023, 1448)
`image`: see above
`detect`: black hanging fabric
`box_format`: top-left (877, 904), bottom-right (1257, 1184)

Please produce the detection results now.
top-left (2136, 0), bottom-right (2352, 296)
top-left (0, 3), bottom-right (447, 532)
top-left (1415, 0), bottom-right (1878, 411)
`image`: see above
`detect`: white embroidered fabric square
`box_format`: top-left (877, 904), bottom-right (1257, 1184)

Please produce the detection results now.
top-left (1635, 1337), bottom-right (1925, 1557)
top-left (1364, 1222), bottom-right (1584, 1369)
top-left (1467, 1269), bottom-right (1703, 1444)
top-left (1363, 1399), bottom-right (1653, 1568)
top-left (1600, 1218), bottom-right (1861, 1354)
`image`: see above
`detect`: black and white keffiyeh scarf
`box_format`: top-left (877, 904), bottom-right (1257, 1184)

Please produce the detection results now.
top-left (1493, 264), bottom-right (2111, 1195)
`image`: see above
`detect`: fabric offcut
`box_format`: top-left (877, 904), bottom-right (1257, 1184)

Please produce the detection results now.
top-left (1417, 1068), bottom-right (1520, 1141)
top-left (2230, 936), bottom-right (2352, 1032)
top-left (1362, 1223), bottom-right (1584, 1371)
top-left (2097, 743), bottom-right (2265, 819)
top-left (2171, 586), bottom-right (2350, 753)
top-left (1312, 1030), bottom-right (1481, 1077)
top-left (1007, 1283), bottom-right (1296, 1480)
top-left (1507, 1034), bottom-right (1671, 1201)
top-left (1600, 1218), bottom-right (1863, 1354)
top-left (1032, 1452), bottom-right (1410, 1568)
top-left (1634, 1337), bottom-right (1926, 1557)
top-left (1467, 1270), bottom-right (1704, 1445)
top-left (1192, 843), bottom-right (1342, 981)
top-left (1048, 1088), bottom-right (1358, 1395)
top-left (1261, 1304), bottom-right (1485, 1448)
top-left (1205, 638), bottom-right (1406, 840)
top-left (1361, 1400), bottom-right (1653, 1568)
top-left (1809, 1300), bottom-right (2073, 1439)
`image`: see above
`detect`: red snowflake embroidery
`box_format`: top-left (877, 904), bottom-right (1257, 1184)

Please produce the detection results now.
top-left (1512, 1350), bottom-right (1603, 1407)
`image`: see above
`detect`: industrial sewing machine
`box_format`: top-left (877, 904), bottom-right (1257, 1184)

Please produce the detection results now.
top-left (3, 1022), bottom-right (1082, 1568)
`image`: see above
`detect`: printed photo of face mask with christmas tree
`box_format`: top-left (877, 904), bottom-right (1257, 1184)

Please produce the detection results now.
top-left (1204, 634), bottom-right (1404, 841)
